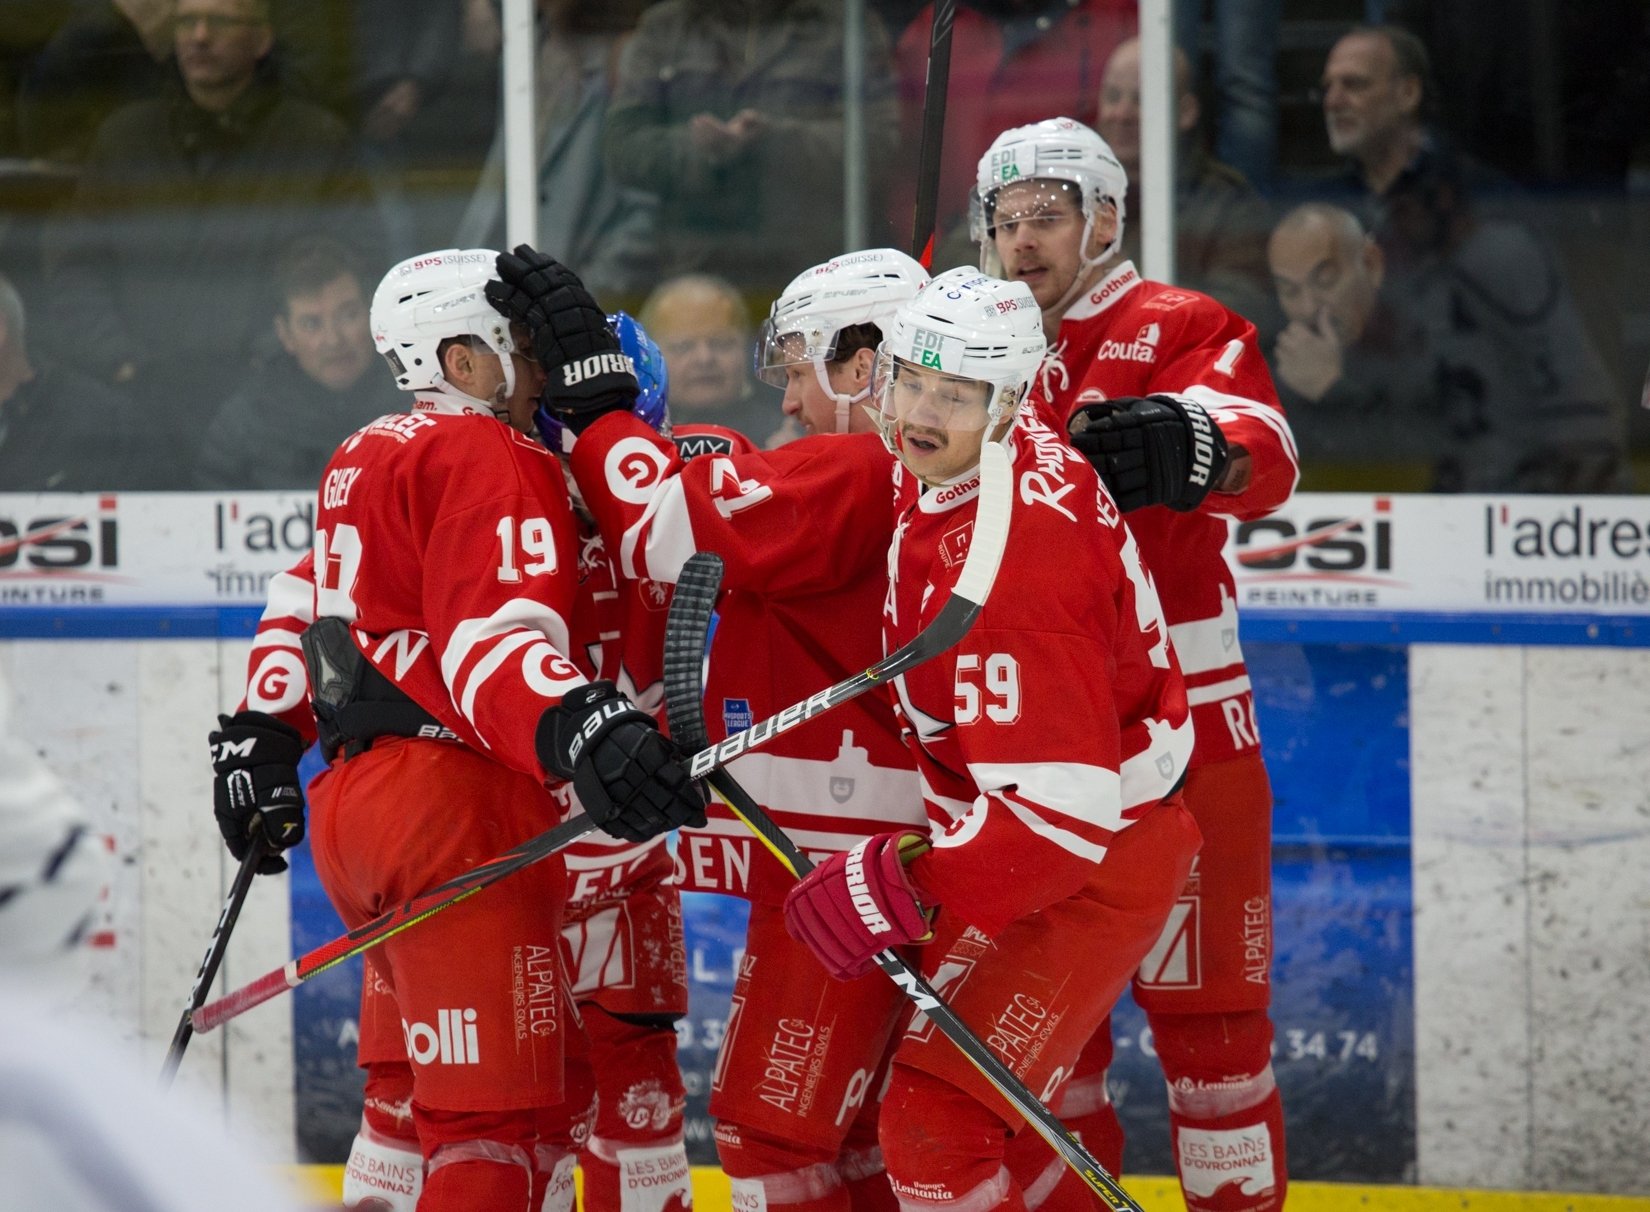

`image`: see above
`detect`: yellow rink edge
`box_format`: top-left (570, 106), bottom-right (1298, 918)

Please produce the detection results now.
top-left (285, 1164), bottom-right (1650, 1210)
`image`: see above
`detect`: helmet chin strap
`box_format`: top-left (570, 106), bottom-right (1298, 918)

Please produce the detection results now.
top-left (1047, 202), bottom-right (1126, 318)
top-left (811, 357), bottom-right (869, 435)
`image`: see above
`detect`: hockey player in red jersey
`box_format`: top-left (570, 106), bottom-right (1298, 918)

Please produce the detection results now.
top-left (491, 252), bottom-right (1202, 1212)
top-left (973, 117), bottom-right (1298, 1211)
top-left (208, 249), bottom-right (706, 1212)
top-left (548, 313), bottom-right (695, 1212)
top-left (507, 246), bottom-right (931, 1210)
top-left (337, 312), bottom-right (700, 1212)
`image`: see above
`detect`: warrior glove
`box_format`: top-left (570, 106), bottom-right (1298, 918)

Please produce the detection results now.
top-left (208, 710), bottom-right (307, 875)
top-left (536, 681), bottom-right (707, 843)
top-left (1068, 394), bottom-right (1229, 512)
top-left (486, 245), bottom-right (639, 432)
top-left (783, 832), bottom-right (934, 980)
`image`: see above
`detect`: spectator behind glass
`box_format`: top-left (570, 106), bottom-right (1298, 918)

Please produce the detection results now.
top-left (1318, 26), bottom-right (1629, 493)
top-left (454, 0), bottom-right (657, 308)
top-left (639, 272), bottom-right (781, 446)
top-left (40, 0), bottom-right (377, 488)
top-left (1269, 202), bottom-right (1628, 493)
top-left (605, 0), bottom-right (896, 298)
top-left (0, 271), bottom-right (159, 490)
top-left (193, 236), bottom-right (402, 490)
top-left (891, 0), bottom-right (1136, 267)
top-left (16, 0), bottom-right (175, 163)
top-left (1173, 0), bottom-right (1280, 188)
top-left (1266, 203), bottom-right (1440, 485)
top-left (1097, 35), bottom-right (1278, 339)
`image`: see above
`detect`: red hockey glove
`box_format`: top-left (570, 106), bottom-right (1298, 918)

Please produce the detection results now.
top-left (782, 832), bottom-right (933, 980)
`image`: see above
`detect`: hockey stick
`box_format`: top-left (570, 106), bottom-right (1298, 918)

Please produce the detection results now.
top-left (190, 811), bottom-right (598, 1034)
top-left (683, 439), bottom-right (1010, 782)
top-left (663, 594), bottom-right (1143, 1200)
top-left (909, 0), bottom-right (957, 267)
top-left (158, 837), bottom-right (266, 1086)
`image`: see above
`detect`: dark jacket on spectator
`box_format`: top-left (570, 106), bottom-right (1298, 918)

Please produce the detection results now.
top-left (41, 71), bottom-right (376, 483)
top-left (0, 364), bottom-right (158, 490)
top-left (606, 0), bottom-right (897, 296)
top-left (193, 349), bottom-right (404, 491)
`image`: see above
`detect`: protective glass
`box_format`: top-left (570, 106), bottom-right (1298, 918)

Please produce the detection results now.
top-left (756, 318), bottom-right (839, 388)
top-left (873, 349), bottom-right (995, 436)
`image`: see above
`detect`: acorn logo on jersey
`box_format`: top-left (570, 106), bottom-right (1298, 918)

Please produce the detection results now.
top-left (1232, 499), bottom-right (1400, 608)
top-left (402, 1009), bottom-right (480, 1065)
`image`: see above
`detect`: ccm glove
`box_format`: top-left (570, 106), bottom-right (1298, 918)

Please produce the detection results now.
top-left (782, 832), bottom-right (933, 980)
top-left (486, 245), bottom-right (639, 431)
top-left (208, 710), bottom-right (307, 875)
top-left (1067, 394), bottom-right (1229, 512)
top-left (536, 681), bottom-right (707, 843)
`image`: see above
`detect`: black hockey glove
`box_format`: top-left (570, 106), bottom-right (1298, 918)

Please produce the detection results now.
top-left (1067, 394), bottom-right (1230, 512)
top-left (208, 710), bottom-right (307, 875)
top-left (536, 680), bottom-right (708, 843)
top-left (486, 245), bottom-right (639, 432)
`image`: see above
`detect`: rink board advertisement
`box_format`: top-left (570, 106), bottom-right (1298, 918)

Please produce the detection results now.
top-left (2, 491), bottom-right (1644, 1181)
top-left (1228, 493), bottom-right (1650, 615)
top-left (5, 490), bottom-right (1650, 616)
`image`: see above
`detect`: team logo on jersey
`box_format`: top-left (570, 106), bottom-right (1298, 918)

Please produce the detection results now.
top-left (938, 520), bottom-right (973, 569)
top-left (722, 698), bottom-right (753, 732)
top-left (1143, 289), bottom-right (1196, 311)
top-left (402, 1008), bottom-right (480, 1065)
top-left (639, 579), bottom-right (670, 611)
top-left (1094, 322), bottom-right (1161, 364)
top-left (830, 776), bottom-right (855, 804)
top-left (673, 432), bottom-right (736, 459)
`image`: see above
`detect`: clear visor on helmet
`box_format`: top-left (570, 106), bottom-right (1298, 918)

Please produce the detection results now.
top-left (970, 179), bottom-right (1088, 275)
top-left (873, 349), bottom-right (1000, 437)
top-left (756, 319), bottom-right (839, 389)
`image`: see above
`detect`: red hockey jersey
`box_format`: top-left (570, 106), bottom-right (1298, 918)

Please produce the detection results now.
top-left (572, 409), bottom-right (1192, 934)
top-left (1030, 260), bottom-right (1298, 767)
top-left (240, 397), bottom-right (588, 787)
top-left (570, 421), bottom-right (922, 903)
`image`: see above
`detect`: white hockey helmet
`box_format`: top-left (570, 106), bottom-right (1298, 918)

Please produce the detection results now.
top-left (758, 248), bottom-right (931, 434)
top-left (970, 117), bottom-right (1129, 279)
top-left (370, 248), bottom-right (519, 406)
top-left (873, 267), bottom-right (1046, 457)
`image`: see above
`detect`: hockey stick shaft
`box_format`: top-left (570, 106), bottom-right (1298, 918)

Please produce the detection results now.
top-left (158, 838), bottom-right (265, 1086)
top-left (910, 0), bottom-right (957, 267)
top-left (191, 812), bottom-right (597, 1034)
top-left (683, 440), bottom-right (1010, 782)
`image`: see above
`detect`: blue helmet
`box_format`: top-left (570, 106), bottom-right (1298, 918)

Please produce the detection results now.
top-left (535, 311), bottom-right (671, 453)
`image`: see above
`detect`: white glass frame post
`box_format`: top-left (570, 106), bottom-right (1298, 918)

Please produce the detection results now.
top-left (1138, 0), bottom-right (1176, 284)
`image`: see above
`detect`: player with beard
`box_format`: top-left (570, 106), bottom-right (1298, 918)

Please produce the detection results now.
top-left (973, 116), bottom-right (1297, 1212)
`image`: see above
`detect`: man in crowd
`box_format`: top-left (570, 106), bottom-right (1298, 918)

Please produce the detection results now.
top-left (42, 0), bottom-right (376, 484)
top-left (195, 236), bottom-right (402, 489)
top-left (639, 272), bottom-right (783, 445)
top-left (0, 271), bottom-right (157, 489)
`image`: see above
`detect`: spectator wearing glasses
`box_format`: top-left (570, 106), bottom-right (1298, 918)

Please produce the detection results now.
top-left (41, 0), bottom-right (378, 486)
